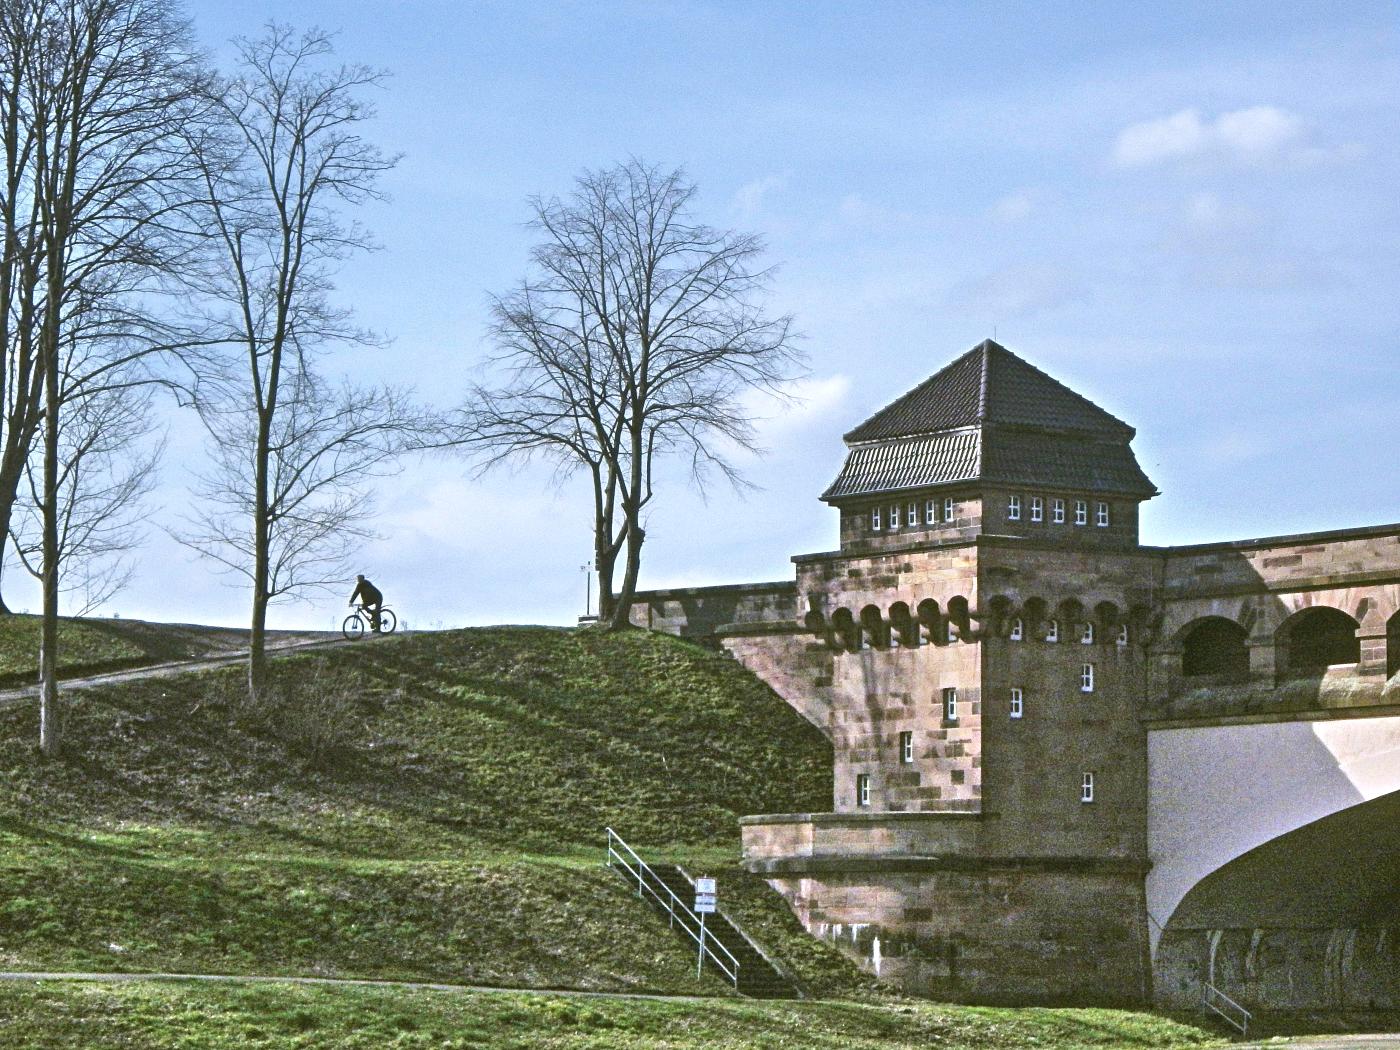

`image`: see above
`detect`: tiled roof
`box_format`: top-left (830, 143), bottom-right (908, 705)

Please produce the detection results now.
top-left (821, 428), bottom-right (1156, 502)
top-left (822, 430), bottom-right (981, 500)
top-left (843, 339), bottom-right (1135, 444)
top-left (982, 431), bottom-right (1157, 496)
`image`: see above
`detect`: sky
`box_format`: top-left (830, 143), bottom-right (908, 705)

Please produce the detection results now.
top-left (13, 0), bottom-right (1398, 630)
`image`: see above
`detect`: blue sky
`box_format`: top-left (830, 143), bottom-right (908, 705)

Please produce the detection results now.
top-left (24, 1), bottom-right (1398, 629)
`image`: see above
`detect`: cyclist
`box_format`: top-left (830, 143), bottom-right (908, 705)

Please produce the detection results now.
top-left (349, 574), bottom-right (384, 632)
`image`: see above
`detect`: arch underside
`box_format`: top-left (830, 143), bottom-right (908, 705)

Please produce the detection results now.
top-left (1155, 791), bottom-right (1400, 1011)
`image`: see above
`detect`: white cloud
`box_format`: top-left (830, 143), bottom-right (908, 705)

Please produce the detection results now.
top-left (741, 374), bottom-right (852, 445)
top-left (948, 263), bottom-right (1086, 319)
top-left (732, 174), bottom-right (787, 218)
top-left (1113, 106), bottom-right (1306, 168)
top-left (836, 193), bottom-right (911, 230)
top-left (991, 189), bottom-right (1037, 224)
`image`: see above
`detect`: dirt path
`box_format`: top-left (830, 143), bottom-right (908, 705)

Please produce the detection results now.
top-left (0, 633), bottom-right (379, 705)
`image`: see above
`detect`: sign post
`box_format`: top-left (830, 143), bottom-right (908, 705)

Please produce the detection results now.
top-left (694, 877), bottom-right (717, 976)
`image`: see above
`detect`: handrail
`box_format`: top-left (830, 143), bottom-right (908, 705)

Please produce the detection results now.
top-left (605, 827), bottom-right (740, 988)
top-left (1202, 980), bottom-right (1251, 1037)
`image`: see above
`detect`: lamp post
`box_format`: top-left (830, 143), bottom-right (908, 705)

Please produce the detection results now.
top-left (581, 560), bottom-right (592, 617)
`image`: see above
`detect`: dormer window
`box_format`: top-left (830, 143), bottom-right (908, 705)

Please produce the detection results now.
top-left (1008, 495), bottom-right (1021, 521)
top-left (1096, 501), bottom-right (1110, 527)
top-left (872, 507), bottom-right (882, 531)
top-left (1053, 498), bottom-right (1065, 524)
top-left (1046, 619), bottom-right (1060, 643)
top-left (1075, 499), bottom-right (1088, 526)
top-left (925, 499), bottom-right (937, 525)
top-left (1030, 496), bottom-right (1043, 522)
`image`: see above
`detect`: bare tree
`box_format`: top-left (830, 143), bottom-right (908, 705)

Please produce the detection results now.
top-left (176, 25), bottom-right (421, 697)
top-left (10, 342), bottom-right (161, 614)
top-left (461, 160), bottom-right (803, 629)
top-left (5, 0), bottom-right (202, 755)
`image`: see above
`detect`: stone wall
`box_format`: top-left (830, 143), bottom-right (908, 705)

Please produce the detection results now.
top-left (763, 864), bottom-right (1151, 1005)
top-left (1155, 926), bottom-right (1400, 1011)
top-left (626, 580), bottom-right (796, 642)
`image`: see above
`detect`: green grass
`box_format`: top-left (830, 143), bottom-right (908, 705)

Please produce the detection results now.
top-left (0, 627), bottom-right (853, 995)
top-left (0, 616), bottom-right (147, 684)
top-left (0, 624), bottom-right (1228, 1046)
top-left (0, 980), bottom-right (1227, 1049)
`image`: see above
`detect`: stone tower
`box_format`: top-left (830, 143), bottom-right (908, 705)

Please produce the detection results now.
top-left (629, 337), bottom-right (1400, 1009)
top-left (744, 339), bottom-right (1164, 1002)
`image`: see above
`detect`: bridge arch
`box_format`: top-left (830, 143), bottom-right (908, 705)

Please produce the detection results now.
top-left (1147, 714), bottom-right (1400, 968)
top-left (1178, 616), bottom-right (1250, 678)
top-left (1389, 610), bottom-right (1400, 680)
top-left (1153, 788), bottom-right (1400, 1010)
top-left (1276, 605), bottom-right (1360, 678)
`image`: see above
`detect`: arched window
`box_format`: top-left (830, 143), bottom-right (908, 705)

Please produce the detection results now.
top-left (1279, 606), bottom-right (1359, 674)
top-left (1181, 618), bottom-right (1250, 677)
top-left (1388, 610), bottom-right (1400, 680)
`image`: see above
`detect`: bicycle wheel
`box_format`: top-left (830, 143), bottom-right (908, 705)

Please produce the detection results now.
top-left (377, 609), bottom-right (397, 634)
top-left (342, 613), bottom-right (366, 640)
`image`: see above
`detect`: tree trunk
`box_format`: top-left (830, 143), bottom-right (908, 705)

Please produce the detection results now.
top-left (248, 438), bottom-right (270, 700)
top-left (609, 515), bottom-right (645, 631)
top-left (37, 275), bottom-right (60, 758)
top-left (594, 538), bottom-right (617, 624)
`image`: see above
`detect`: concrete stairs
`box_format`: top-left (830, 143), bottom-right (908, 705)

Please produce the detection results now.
top-left (644, 863), bottom-right (798, 999)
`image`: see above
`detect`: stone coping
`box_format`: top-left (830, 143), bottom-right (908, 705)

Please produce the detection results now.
top-left (1143, 700), bottom-right (1400, 731)
top-left (740, 807), bottom-right (981, 826)
top-left (1155, 519), bottom-right (1400, 555)
top-left (744, 854), bottom-right (1150, 877)
top-left (630, 580), bottom-right (795, 599)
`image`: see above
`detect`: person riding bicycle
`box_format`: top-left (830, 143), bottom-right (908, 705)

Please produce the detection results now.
top-left (349, 574), bottom-right (384, 632)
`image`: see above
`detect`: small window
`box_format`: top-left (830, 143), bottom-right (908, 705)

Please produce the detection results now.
top-left (889, 504), bottom-right (901, 530)
top-left (1046, 619), bottom-right (1060, 643)
top-left (1081, 772), bottom-right (1095, 804)
top-left (1081, 622), bottom-right (1095, 645)
top-left (943, 497), bottom-right (954, 521)
top-left (1075, 499), bottom-right (1088, 526)
top-left (1008, 495), bottom-right (1022, 521)
top-left (872, 507), bottom-right (882, 531)
top-left (1010, 687), bottom-right (1023, 719)
top-left (1010, 617), bottom-right (1024, 641)
top-left (942, 687), bottom-right (958, 722)
top-left (925, 499), bottom-right (937, 525)
top-left (856, 773), bottom-right (871, 807)
top-left (1081, 662), bottom-right (1095, 692)
top-left (1052, 498), bottom-right (1065, 524)
top-left (1030, 496), bottom-right (1043, 523)
top-left (1096, 501), bottom-right (1110, 528)
top-left (1117, 624), bottom-right (1129, 646)
top-left (899, 730), bottom-right (914, 764)
top-left (907, 501), bottom-right (918, 527)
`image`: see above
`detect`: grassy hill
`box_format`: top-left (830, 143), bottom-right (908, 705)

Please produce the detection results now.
top-left (0, 627), bottom-right (846, 993)
top-left (0, 625), bottom-right (1226, 1047)
top-left (0, 613), bottom-right (327, 686)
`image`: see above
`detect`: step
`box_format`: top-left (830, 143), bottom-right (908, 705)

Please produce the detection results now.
top-left (646, 864), bottom-right (798, 999)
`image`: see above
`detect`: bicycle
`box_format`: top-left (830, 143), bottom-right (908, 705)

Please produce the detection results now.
top-left (343, 603), bottom-right (397, 640)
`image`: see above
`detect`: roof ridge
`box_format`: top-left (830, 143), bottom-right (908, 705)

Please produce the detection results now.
top-left (976, 339), bottom-right (992, 422)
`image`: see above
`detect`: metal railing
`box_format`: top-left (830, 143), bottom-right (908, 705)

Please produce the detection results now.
top-left (1202, 981), bottom-right (1252, 1037)
top-left (605, 827), bottom-right (740, 989)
